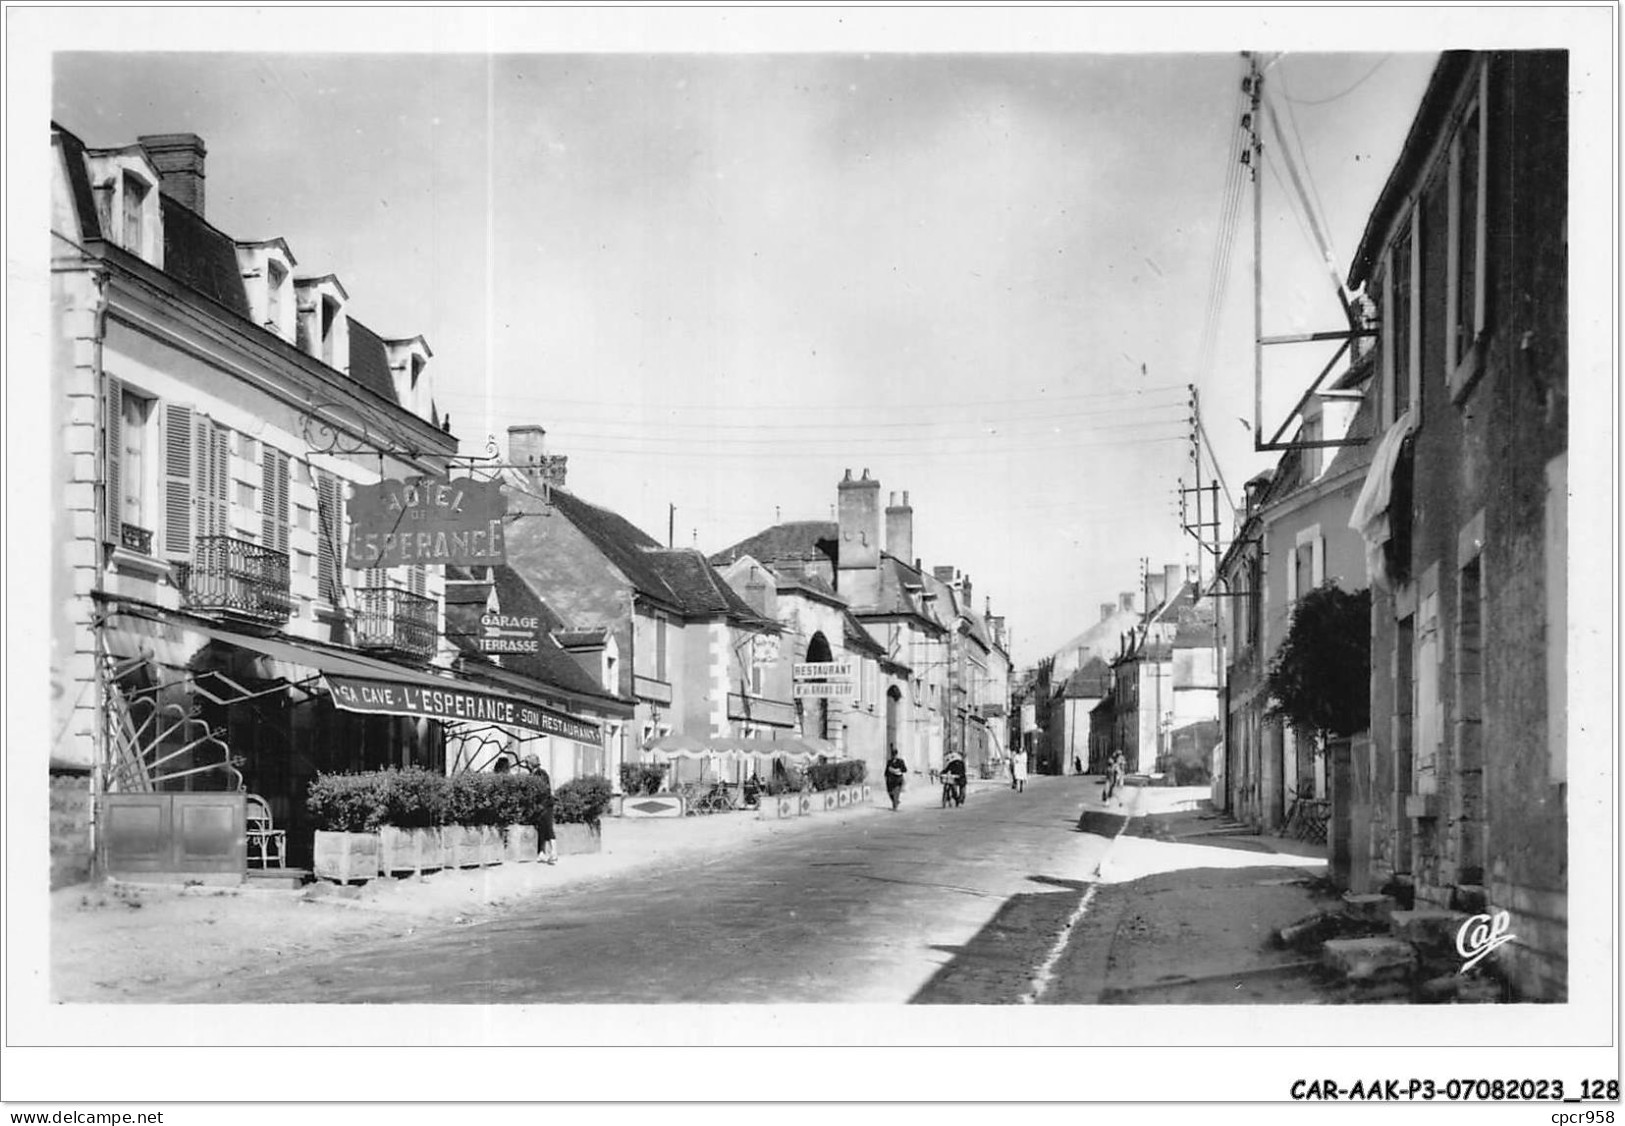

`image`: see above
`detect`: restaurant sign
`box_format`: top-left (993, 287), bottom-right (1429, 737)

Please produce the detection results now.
top-left (323, 674), bottom-right (599, 743)
top-left (792, 659), bottom-right (854, 699)
top-left (346, 476), bottom-right (506, 569)
top-left (793, 661), bottom-right (853, 680)
top-left (478, 612), bottom-right (542, 655)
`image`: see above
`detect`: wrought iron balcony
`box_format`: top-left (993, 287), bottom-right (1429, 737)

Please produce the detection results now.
top-left (353, 586), bottom-right (438, 659)
top-left (179, 535), bottom-right (293, 624)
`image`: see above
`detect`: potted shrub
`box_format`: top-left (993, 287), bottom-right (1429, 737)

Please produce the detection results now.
top-left (498, 772), bottom-right (551, 863)
top-left (376, 768), bottom-right (446, 876)
top-left (307, 772), bottom-right (382, 883)
top-left (442, 772), bottom-right (504, 867)
top-left (553, 775), bottom-right (613, 855)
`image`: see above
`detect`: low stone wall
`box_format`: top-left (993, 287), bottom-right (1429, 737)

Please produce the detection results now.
top-left (50, 772), bottom-right (94, 889)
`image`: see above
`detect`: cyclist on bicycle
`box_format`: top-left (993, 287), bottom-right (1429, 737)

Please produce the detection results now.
top-left (942, 753), bottom-right (968, 807)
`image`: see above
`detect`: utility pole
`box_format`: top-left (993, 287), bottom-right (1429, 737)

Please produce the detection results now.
top-left (668, 503), bottom-right (675, 549)
top-left (1246, 50), bottom-right (1265, 444)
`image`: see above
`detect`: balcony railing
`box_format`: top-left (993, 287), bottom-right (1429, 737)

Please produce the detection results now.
top-left (179, 535), bottom-right (292, 624)
top-left (353, 586), bottom-right (438, 660)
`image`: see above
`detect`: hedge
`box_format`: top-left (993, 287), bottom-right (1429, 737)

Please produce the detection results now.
top-left (307, 768), bottom-right (552, 832)
top-left (554, 775), bottom-right (614, 825)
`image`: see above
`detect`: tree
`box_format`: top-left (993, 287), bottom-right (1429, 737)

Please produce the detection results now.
top-left (1266, 584), bottom-right (1371, 741)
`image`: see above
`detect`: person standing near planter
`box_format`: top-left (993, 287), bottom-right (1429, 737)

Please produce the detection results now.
top-left (884, 748), bottom-right (907, 811)
top-left (1011, 750), bottom-right (1027, 793)
top-left (519, 754), bottom-right (558, 865)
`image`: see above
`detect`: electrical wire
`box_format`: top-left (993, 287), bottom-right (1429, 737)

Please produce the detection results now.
top-left (1282, 55), bottom-right (1388, 106)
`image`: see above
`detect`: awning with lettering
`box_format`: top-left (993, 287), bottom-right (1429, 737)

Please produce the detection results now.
top-left (322, 673), bottom-right (599, 743)
top-left (96, 604), bottom-right (602, 744)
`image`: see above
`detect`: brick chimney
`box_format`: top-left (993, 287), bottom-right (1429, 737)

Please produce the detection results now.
top-left (138, 133), bottom-right (207, 214)
top-left (959, 573), bottom-right (972, 613)
top-left (1119, 591), bottom-right (1136, 614)
top-left (836, 468), bottom-right (881, 608)
top-left (1165, 564), bottom-right (1184, 601)
top-left (508, 425), bottom-right (566, 494)
top-left (885, 490), bottom-right (913, 567)
top-left (1101, 603), bottom-right (1115, 621)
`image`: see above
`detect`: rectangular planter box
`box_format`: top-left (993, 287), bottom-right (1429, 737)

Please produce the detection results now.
top-left (862, 784), bottom-right (873, 804)
top-left (821, 791), bottom-right (839, 812)
top-left (556, 821), bottom-right (602, 856)
top-left (758, 794), bottom-right (795, 820)
top-left (441, 824), bottom-right (484, 869)
top-left (837, 788), bottom-right (852, 808)
top-left (796, 793), bottom-right (814, 817)
top-left (379, 826), bottom-right (443, 875)
top-left (504, 824), bottom-right (539, 863)
top-left (313, 830), bottom-right (380, 884)
top-left (477, 825), bottom-right (504, 866)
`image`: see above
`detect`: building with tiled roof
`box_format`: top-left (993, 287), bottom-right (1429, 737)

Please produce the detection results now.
top-left (1216, 347), bottom-right (1377, 835)
top-left (493, 428), bottom-right (790, 771)
top-left (49, 124), bottom-right (609, 883)
top-left (711, 472), bottom-right (1012, 781)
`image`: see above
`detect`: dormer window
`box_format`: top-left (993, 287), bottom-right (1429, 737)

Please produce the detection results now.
top-left (385, 335), bottom-right (434, 419)
top-left (266, 260), bottom-right (285, 328)
top-left (294, 275), bottom-right (349, 371)
top-left (87, 150), bottom-right (163, 267)
top-left (120, 172), bottom-right (149, 251)
top-left (321, 295), bottom-right (341, 366)
top-left (234, 239), bottom-right (298, 342)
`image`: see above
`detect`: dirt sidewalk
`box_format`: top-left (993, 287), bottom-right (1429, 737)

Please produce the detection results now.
top-left (1041, 786), bottom-right (1338, 1004)
top-left (49, 791), bottom-right (931, 1003)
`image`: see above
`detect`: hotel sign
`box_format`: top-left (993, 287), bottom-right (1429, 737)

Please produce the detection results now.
top-left (323, 674), bottom-right (599, 744)
top-left (346, 476), bottom-right (506, 569)
top-left (478, 613), bottom-right (542, 655)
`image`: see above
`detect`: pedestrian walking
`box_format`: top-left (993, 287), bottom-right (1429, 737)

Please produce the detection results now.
top-left (884, 748), bottom-right (907, 811)
top-left (1073, 755), bottom-right (1083, 776)
top-left (1103, 749), bottom-right (1126, 803)
top-left (519, 753), bottom-right (558, 864)
top-left (1011, 751), bottom-right (1027, 793)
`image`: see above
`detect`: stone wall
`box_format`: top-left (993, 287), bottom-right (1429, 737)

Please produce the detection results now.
top-left (50, 772), bottom-right (94, 888)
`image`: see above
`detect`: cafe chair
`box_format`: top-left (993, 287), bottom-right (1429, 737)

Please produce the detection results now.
top-left (245, 793), bottom-right (286, 868)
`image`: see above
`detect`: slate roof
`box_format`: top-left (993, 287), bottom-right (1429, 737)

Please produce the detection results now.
top-left (51, 122), bottom-right (417, 414)
top-left (773, 567), bottom-right (845, 607)
top-left (862, 554), bottom-right (941, 626)
top-left (546, 489), bottom-right (676, 609)
top-left (647, 549), bottom-right (780, 629)
top-left (55, 127), bottom-right (102, 241)
top-left (443, 564), bottom-right (625, 707)
top-left (157, 196), bottom-right (253, 319)
top-left (841, 610), bottom-right (887, 659)
top-left (710, 521), bottom-right (838, 569)
top-left (345, 316), bottom-right (399, 405)
top-left (554, 628), bottom-right (610, 650)
top-left (1062, 657), bottom-right (1113, 698)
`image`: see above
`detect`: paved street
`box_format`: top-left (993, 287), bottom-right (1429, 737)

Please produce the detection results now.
top-left (166, 777), bottom-right (1129, 1004)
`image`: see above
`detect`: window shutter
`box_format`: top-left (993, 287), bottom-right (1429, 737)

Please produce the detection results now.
top-left (317, 471), bottom-right (344, 605)
top-left (211, 424), bottom-right (230, 537)
top-left (1286, 547), bottom-right (1299, 605)
top-left (1311, 535), bottom-right (1326, 587)
top-left (261, 447), bottom-right (290, 553)
top-left (161, 402), bottom-right (195, 558)
top-left (408, 564), bottom-right (427, 597)
top-left (193, 417), bottom-right (229, 540)
top-left (103, 374), bottom-right (124, 543)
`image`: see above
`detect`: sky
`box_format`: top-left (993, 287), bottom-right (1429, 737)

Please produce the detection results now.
top-left (26, 9), bottom-right (1572, 666)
